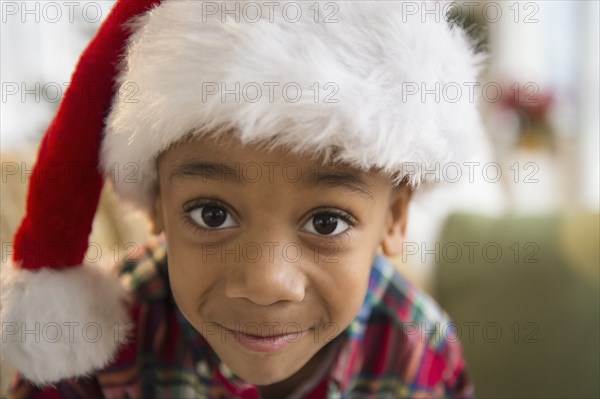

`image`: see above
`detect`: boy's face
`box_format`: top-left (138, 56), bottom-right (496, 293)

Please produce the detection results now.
top-left (152, 135), bottom-right (411, 386)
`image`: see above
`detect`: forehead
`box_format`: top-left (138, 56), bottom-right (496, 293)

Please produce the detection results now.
top-left (156, 136), bottom-right (392, 200)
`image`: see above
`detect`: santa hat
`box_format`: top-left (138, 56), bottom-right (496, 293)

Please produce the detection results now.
top-left (1, 0), bottom-right (484, 385)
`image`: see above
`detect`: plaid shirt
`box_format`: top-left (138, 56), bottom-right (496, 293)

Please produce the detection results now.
top-left (8, 237), bottom-right (473, 399)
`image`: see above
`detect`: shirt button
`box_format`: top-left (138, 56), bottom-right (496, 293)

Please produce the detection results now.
top-left (219, 363), bottom-right (234, 379)
top-left (196, 361), bottom-right (211, 378)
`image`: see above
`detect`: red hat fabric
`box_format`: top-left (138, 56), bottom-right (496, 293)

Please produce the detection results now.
top-left (13, 0), bottom-right (162, 270)
top-left (1, 0), bottom-right (162, 385)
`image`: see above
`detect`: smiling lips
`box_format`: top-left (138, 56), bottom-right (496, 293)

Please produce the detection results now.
top-left (223, 327), bottom-right (307, 353)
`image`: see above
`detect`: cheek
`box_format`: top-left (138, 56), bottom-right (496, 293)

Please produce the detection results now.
top-left (161, 198), bottom-right (218, 304)
top-left (166, 243), bottom-right (222, 324)
top-left (313, 251), bottom-right (374, 329)
top-left (311, 217), bottom-right (386, 330)
top-left (167, 252), bottom-right (199, 316)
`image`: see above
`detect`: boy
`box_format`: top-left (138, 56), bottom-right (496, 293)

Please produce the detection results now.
top-left (2, 0), bottom-right (483, 397)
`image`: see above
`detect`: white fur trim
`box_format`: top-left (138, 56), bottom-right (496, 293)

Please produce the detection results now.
top-left (102, 0), bottom-right (485, 211)
top-left (0, 263), bottom-right (130, 385)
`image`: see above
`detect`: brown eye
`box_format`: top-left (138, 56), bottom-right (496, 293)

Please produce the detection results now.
top-left (313, 214), bottom-right (338, 235)
top-left (201, 206), bottom-right (227, 227)
top-left (189, 204), bottom-right (237, 229)
top-left (302, 212), bottom-right (350, 237)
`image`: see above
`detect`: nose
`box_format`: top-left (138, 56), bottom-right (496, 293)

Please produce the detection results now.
top-left (225, 242), bottom-right (306, 306)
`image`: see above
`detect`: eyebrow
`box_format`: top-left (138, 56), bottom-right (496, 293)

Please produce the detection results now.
top-left (170, 160), bottom-right (240, 183)
top-left (302, 170), bottom-right (374, 199)
top-left (169, 160), bottom-right (374, 199)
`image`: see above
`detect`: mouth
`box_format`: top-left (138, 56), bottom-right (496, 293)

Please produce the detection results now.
top-left (220, 325), bottom-right (308, 353)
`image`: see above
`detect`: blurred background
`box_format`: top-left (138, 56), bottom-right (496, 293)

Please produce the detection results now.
top-left (1, 1), bottom-right (598, 397)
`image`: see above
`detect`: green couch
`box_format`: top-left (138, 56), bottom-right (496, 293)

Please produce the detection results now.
top-left (435, 212), bottom-right (599, 398)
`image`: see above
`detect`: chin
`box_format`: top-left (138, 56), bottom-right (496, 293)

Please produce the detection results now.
top-left (240, 371), bottom-right (291, 386)
top-left (228, 359), bottom-right (299, 386)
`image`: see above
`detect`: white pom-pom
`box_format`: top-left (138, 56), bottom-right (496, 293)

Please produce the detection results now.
top-left (0, 263), bottom-right (131, 386)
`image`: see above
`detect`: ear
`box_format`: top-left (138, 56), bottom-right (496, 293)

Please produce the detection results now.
top-left (149, 193), bottom-right (165, 235)
top-left (381, 182), bottom-right (413, 257)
